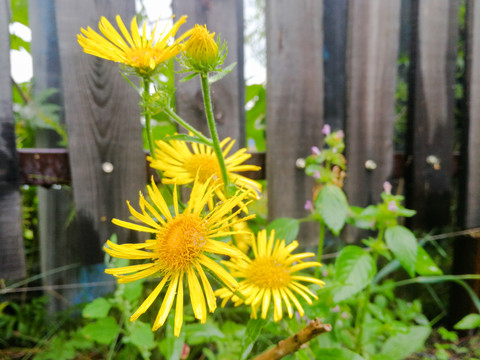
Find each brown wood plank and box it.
[405,0,459,229]
[266,0,323,245]
[0,0,26,279]
[450,0,480,325]
[55,0,146,265]
[172,0,245,145]
[344,0,401,216]
[29,0,76,311]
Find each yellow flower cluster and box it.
[78,13,324,338]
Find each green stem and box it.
[163,107,213,146]
[355,252,378,355]
[315,221,326,278]
[200,73,230,196]
[143,77,156,159]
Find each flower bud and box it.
[184,24,219,72]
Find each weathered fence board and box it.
[451,0,480,323]
[29,0,73,310]
[0,0,25,280]
[172,0,245,145]
[344,0,401,217]
[406,0,459,229]
[266,0,323,244]
[55,0,146,270]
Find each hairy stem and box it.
[200,73,230,196]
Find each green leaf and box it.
[454,313,480,330]
[240,318,267,360]
[334,246,377,302]
[315,184,348,235]
[385,226,418,277]
[312,348,365,360]
[180,73,198,82]
[266,217,300,244]
[80,316,119,345]
[124,321,156,359]
[208,62,237,84]
[82,297,112,319]
[375,325,430,360]
[415,246,443,276]
[164,134,212,146]
[158,315,186,360]
[185,322,225,345]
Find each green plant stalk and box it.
[200,73,230,195]
[143,77,156,159]
[163,107,213,145]
[315,221,326,278]
[355,252,378,355]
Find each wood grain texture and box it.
[464,0,480,230]
[55,0,146,264]
[0,0,26,279]
[450,0,480,324]
[266,0,323,245]
[30,0,76,310]
[406,0,459,229]
[344,0,401,212]
[172,0,245,145]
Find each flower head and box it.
[77,15,192,75]
[184,25,219,68]
[148,136,262,208]
[179,24,226,74]
[216,230,325,322]
[104,177,254,336]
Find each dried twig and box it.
[252,318,332,360]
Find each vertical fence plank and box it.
[450,0,480,323]
[55,0,145,300]
[29,0,73,310]
[0,0,26,279]
[344,0,401,223]
[172,0,245,144]
[406,0,459,229]
[323,0,348,131]
[266,0,323,244]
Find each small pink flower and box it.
[311,146,321,156]
[313,170,321,179]
[388,201,398,212]
[383,181,392,195]
[332,305,340,313]
[322,124,331,135]
[335,130,345,139]
[304,200,313,211]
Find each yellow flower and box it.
[104,177,254,336]
[216,230,325,322]
[77,15,192,75]
[184,24,219,70]
[231,219,254,253]
[148,136,262,207]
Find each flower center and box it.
[155,214,208,272]
[247,258,291,289]
[127,47,163,70]
[184,154,222,183]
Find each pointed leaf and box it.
[415,246,443,276]
[241,318,267,360]
[454,313,480,330]
[334,246,376,302]
[315,184,348,235]
[266,217,300,244]
[385,226,417,277]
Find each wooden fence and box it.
[1,0,480,315]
